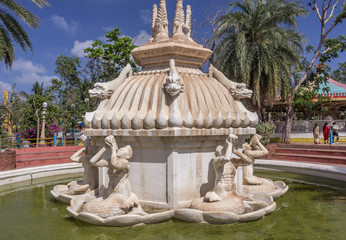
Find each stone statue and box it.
[190,134,253,214]
[67,135,98,194]
[51,135,98,202]
[204,134,252,202]
[242,134,269,185]
[73,135,143,218]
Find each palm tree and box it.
[31,81,44,95]
[0,0,49,68]
[210,0,307,120]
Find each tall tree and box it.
[31,81,44,96]
[49,55,83,136]
[210,0,307,120]
[0,0,49,68]
[331,61,346,83]
[282,0,346,143]
[84,28,137,82]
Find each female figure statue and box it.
[67,135,98,194]
[79,135,141,218]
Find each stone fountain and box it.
[51,0,288,226]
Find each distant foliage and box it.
[256,122,276,146]
[20,124,60,139]
[0,129,13,149]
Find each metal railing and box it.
[0,133,82,149]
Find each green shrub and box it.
[0,129,13,150]
[255,122,276,146]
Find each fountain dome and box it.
[84,0,258,137]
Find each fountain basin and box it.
[0,169,345,239]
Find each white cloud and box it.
[133,30,151,46]
[12,58,46,74]
[97,35,107,42]
[140,9,152,23]
[51,15,78,34]
[14,73,53,85]
[102,26,113,32]
[10,58,55,85]
[0,81,12,93]
[71,40,94,57]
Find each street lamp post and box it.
[39,102,48,146]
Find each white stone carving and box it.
[59,0,289,227]
[184,5,192,40]
[173,0,185,36]
[152,0,169,42]
[151,4,158,40]
[89,63,132,100]
[242,134,289,197]
[209,64,253,100]
[190,134,276,216]
[51,135,98,203]
[69,136,145,218]
[163,59,184,97]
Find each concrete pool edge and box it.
[0,163,83,192]
[255,160,346,182]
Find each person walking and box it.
[322,122,329,144]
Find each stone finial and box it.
[184,5,192,39]
[163,59,184,97]
[173,0,185,36]
[152,4,158,38]
[153,0,169,41]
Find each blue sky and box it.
[0,0,345,99]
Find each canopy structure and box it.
[267,78,346,120]
[315,78,346,101]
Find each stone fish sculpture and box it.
[69,136,145,218]
[51,135,98,203]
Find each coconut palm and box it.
[0,0,49,68]
[31,81,44,95]
[210,0,307,120]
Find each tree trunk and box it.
[282,100,294,144]
[35,109,40,147]
[260,107,267,122]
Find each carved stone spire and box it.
[173,0,185,37]
[153,0,169,42]
[185,5,192,41]
[152,4,158,39]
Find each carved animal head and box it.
[89,82,114,100]
[164,75,184,97]
[230,83,253,99]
